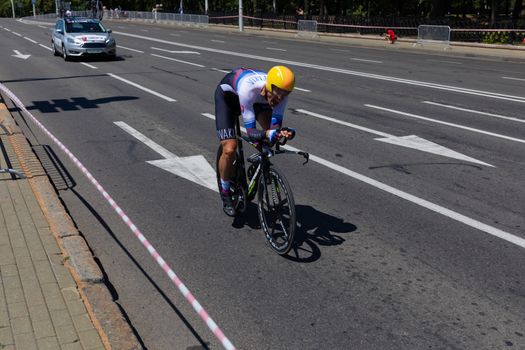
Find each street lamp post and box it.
[239,0,243,32]
[10,0,15,18]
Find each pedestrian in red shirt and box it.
[386,29,397,44]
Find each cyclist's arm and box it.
[239,93,267,141]
[269,95,288,129]
[270,96,296,141]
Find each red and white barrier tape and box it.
[0,83,236,350]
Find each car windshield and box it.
[65,21,106,33]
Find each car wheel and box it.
[62,45,69,61]
[52,41,59,56]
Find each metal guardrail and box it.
[28,11,208,28]
[416,24,451,47]
[106,10,209,27]
[297,20,318,38]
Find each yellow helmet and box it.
[265,66,295,93]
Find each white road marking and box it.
[118,45,144,53]
[427,59,463,65]
[365,104,525,144]
[211,68,230,73]
[38,25,47,29]
[502,76,525,82]
[4,28,12,32]
[24,37,37,43]
[288,145,525,249]
[151,53,205,67]
[294,87,311,92]
[201,113,216,121]
[295,109,391,137]
[330,48,350,52]
[211,39,225,43]
[114,121,217,191]
[151,47,200,54]
[350,58,383,64]
[12,31,22,36]
[295,109,492,166]
[115,121,175,158]
[266,47,287,51]
[107,73,176,102]
[39,44,53,51]
[376,135,492,166]
[81,62,98,69]
[423,101,525,124]
[11,50,30,59]
[114,31,525,104]
[200,112,525,249]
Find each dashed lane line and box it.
[81,62,98,69]
[366,104,525,145]
[422,101,525,124]
[106,73,176,102]
[150,53,206,68]
[118,45,144,53]
[39,44,52,51]
[24,37,37,44]
[502,76,525,82]
[350,58,383,64]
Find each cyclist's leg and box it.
[218,139,237,182]
[215,85,240,216]
[215,86,239,184]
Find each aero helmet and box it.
[266,66,295,92]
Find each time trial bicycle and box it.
[215,120,309,255]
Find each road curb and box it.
[0,98,143,350]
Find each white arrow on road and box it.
[294,109,493,167]
[12,50,31,59]
[114,121,218,192]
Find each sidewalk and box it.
[0,98,140,349]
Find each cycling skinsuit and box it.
[215,68,288,141]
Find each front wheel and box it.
[257,166,296,255]
[52,41,59,56]
[62,45,69,61]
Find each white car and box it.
[52,17,116,61]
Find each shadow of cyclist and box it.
[231,202,260,229]
[286,205,357,263]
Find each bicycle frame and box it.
[234,118,309,202]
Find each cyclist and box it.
[215,65,296,216]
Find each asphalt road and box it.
[1,18,524,350]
